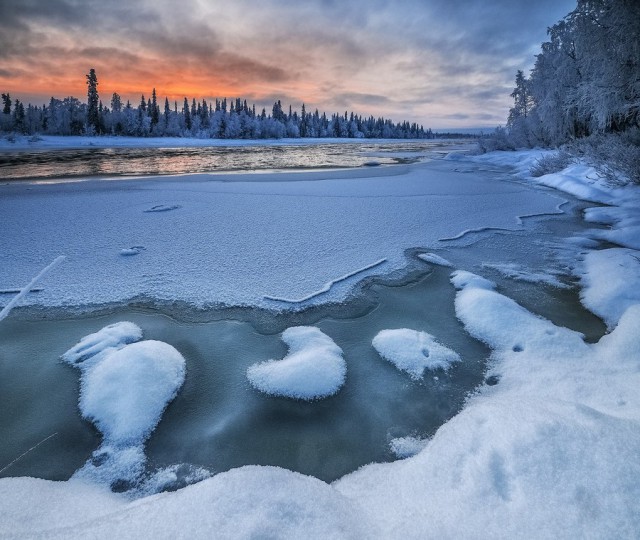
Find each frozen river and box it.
[0,140,613,497]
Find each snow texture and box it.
[0,255,65,322]
[417,252,453,267]
[372,329,460,379]
[580,248,640,329]
[264,258,387,304]
[389,436,429,459]
[0,157,563,311]
[61,322,186,489]
[246,326,346,400]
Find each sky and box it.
[0,0,576,129]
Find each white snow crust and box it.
[372,329,460,379]
[0,157,563,311]
[247,326,346,400]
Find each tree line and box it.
[1,69,433,140]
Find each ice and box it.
[0,156,563,311]
[2,148,640,536]
[417,252,453,267]
[580,248,640,329]
[482,262,568,288]
[120,246,145,256]
[246,326,346,400]
[264,258,387,304]
[372,329,460,379]
[0,255,65,323]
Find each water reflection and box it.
[0,141,461,181]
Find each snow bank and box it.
[584,204,640,250]
[580,248,640,329]
[247,326,346,400]
[372,329,460,379]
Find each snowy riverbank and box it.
[1,149,639,538]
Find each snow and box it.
[2,147,640,537]
[0,255,65,322]
[372,329,461,379]
[0,157,564,311]
[246,326,346,400]
[417,252,453,267]
[580,248,640,329]
[264,258,387,304]
[389,436,429,458]
[61,323,186,489]
[62,321,143,366]
[78,340,186,444]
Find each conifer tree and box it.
[86,68,100,133]
[150,88,159,126]
[1,93,11,115]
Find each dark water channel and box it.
[0,140,458,181]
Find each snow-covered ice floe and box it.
[372,329,460,379]
[0,157,565,311]
[61,322,186,490]
[246,326,346,400]
[389,436,430,459]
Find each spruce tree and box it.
[1,93,11,115]
[86,68,100,133]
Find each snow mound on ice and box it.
[119,246,145,256]
[79,340,186,445]
[62,323,186,491]
[247,326,346,400]
[62,322,143,366]
[372,329,460,379]
[418,252,453,267]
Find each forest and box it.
[0,73,432,140]
[499,0,640,183]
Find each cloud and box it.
[0,0,577,127]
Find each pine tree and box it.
[150,88,159,126]
[86,68,100,133]
[1,93,11,115]
[183,97,191,130]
